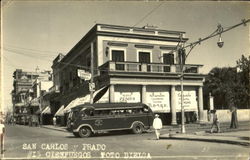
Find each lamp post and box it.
[178,19,249,134]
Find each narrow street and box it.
[2,124,249,160]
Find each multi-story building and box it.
[51,24,206,125]
[12,69,52,124]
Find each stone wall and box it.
[204,109,250,123]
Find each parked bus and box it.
[67,103,154,138]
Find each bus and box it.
[67,103,154,138]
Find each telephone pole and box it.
[179,19,249,134]
[90,42,94,104]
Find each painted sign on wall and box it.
[175,87,197,111]
[146,86,170,112]
[114,85,141,103]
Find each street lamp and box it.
[178,19,249,134]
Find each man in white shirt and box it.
[153,114,163,140]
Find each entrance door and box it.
[139,52,151,71]
[163,53,174,72]
[112,50,125,70]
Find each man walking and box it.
[210,110,220,133]
[153,114,163,140]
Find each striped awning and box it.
[41,106,51,115]
[63,86,109,113]
[55,105,65,116]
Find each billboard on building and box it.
[175,87,198,111]
[146,86,170,113]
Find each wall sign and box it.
[115,92,140,103]
[175,88,197,111]
[146,86,170,112]
[114,85,141,103]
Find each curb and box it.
[160,133,250,146]
[41,126,68,132]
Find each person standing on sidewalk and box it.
[0,119,5,156]
[153,114,163,140]
[53,116,57,126]
[210,110,220,133]
[230,106,238,129]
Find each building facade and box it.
[12,69,52,124]
[51,24,206,125]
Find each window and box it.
[162,53,174,72]
[138,51,151,71]
[112,50,125,70]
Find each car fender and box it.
[130,121,144,129]
[73,124,95,133]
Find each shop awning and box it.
[41,106,51,115]
[30,98,39,106]
[15,102,25,107]
[35,109,41,114]
[63,86,109,113]
[54,105,65,116]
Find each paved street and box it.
[2,124,249,160]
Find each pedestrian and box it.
[230,106,238,129]
[153,114,163,140]
[53,116,57,126]
[210,110,220,133]
[0,120,5,155]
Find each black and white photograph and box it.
[1,1,250,160]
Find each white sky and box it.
[2,1,250,112]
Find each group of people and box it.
[152,106,238,140]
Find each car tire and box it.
[132,123,144,134]
[79,127,92,138]
[73,132,80,137]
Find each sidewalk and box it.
[160,121,250,146]
[41,125,68,132]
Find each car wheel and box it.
[79,127,92,138]
[73,132,80,137]
[132,123,144,134]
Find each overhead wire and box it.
[5,43,59,54]
[133,2,164,27]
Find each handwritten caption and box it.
[22,143,151,159]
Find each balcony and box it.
[99,61,203,76]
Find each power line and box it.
[4,48,54,60]
[133,2,164,27]
[5,43,60,54]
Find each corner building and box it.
[53,24,206,125]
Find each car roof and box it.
[71,103,148,111]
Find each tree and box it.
[236,55,250,108]
[204,67,236,109]
[204,55,249,109]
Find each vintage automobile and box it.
[67,103,154,138]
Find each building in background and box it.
[11,69,52,124]
[50,24,206,125]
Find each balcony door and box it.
[163,53,174,72]
[112,50,125,70]
[139,51,151,71]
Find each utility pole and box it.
[89,42,94,104]
[178,19,249,134]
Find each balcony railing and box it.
[99,61,202,75]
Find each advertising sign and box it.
[175,88,198,111]
[146,86,170,112]
[77,69,91,80]
[114,86,141,103]
[115,92,140,103]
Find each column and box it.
[198,86,205,123]
[141,85,146,104]
[171,85,177,125]
[109,84,115,103]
